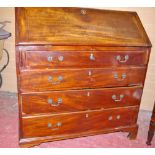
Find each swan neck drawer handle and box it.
[48,98,62,106]
[114,73,126,81]
[112,94,124,102]
[48,75,63,84]
[48,123,52,128]
[116,55,129,63]
[48,122,62,129]
[57,122,62,127]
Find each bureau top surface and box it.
[15,7,151,47]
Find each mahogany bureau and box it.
[146,102,155,145]
[15,7,151,147]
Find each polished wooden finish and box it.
[20,125,138,148]
[15,8,151,47]
[22,86,143,114]
[15,7,151,147]
[17,45,149,52]
[22,50,149,69]
[20,67,146,92]
[146,102,155,145]
[22,107,138,138]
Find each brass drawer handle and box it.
[108,115,121,121]
[48,76,53,81]
[47,56,64,62]
[48,98,62,106]
[89,53,95,61]
[116,55,129,63]
[48,75,63,84]
[47,56,53,62]
[48,122,62,129]
[58,75,63,81]
[57,122,62,127]
[112,94,124,102]
[48,123,52,128]
[114,73,126,81]
[58,55,64,62]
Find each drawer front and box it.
[20,67,146,92]
[23,50,149,69]
[22,107,138,138]
[22,87,143,114]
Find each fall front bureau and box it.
[15,7,151,147]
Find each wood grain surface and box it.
[19,67,146,92]
[21,106,139,138]
[15,7,151,147]
[21,86,143,114]
[15,8,151,47]
[22,50,149,69]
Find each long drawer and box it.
[21,106,138,138]
[21,86,143,115]
[23,50,149,69]
[20,67,146,92]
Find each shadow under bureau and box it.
[15,7,152,147]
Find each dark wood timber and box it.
[15,7,151,147]
[146,102,155,145]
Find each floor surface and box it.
[0,92,155,148]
